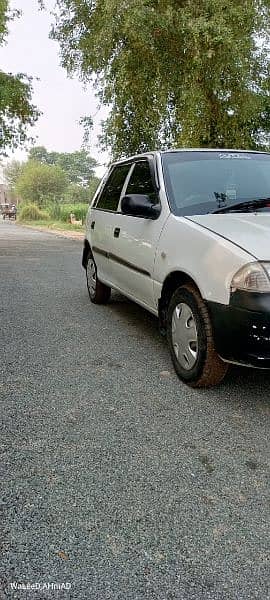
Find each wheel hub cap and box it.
[171,303,198,370]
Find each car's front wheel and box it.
[86,254,111,304]
[167,284,228,388]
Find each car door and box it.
[90,162,132,285]
[110,158,170,312]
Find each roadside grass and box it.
[18,219,84,232]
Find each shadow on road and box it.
[108,291,270,404]
[109,291,160,336]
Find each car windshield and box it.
[162,151,270,216]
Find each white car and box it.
[83,149,270,388]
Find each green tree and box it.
[4,159,24,189]
[4,158,24,201]
[0,2,40,154]
[16,161,68,207]
[27,145,49,164]
[50,0,270,157]
[28,146,97,186]
[56,150,97,186]
[64,182,90,203]
[88,175,101,201]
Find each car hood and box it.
[187,213,270,260]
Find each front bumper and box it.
[207,291,270,368]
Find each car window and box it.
[95,163,131,212]
[125,161,158,204]
[162,151,270,216]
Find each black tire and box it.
[167,283,228,388]
[86,253,111,304]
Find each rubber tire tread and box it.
[167,283,228,388]
[86,253,111,305]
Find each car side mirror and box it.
[121,194,161,219]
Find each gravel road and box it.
[1,221,269,600]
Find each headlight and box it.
[231,262,270,293]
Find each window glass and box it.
[126,161,158,204]
[96,164,131,211]
[162,151,270,216]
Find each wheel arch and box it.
[158,271,203,332]
[82,238,92,269]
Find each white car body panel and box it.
[188,213,270,261]
[153,214,254,306]
[107,209,170,310]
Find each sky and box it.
[0,0,109,176]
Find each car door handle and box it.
[114,227,120,238]
[91,220,95,230]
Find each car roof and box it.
[162,148,270,154]
[112,148,270,165]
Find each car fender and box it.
[153,214,255,306]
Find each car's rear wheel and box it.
[167,283,228,388]
[86,254,111,304]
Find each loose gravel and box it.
[0,222,269,600]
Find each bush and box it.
[47,202,62,220]
[46,203,88,223]
[61,203,88,223]
[19,201,88,225]
[18,203,49,222]
[59,204,75,222]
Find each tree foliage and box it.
[88,175,101,200]
[0,1,40,154]
[5,147,100,206]
[0,0,9,43]
[50,0,270,157]
[28,146,97,186]
[16,161,68,206]
[4,159,24,190]
[64,182,90,203]
[63,176,100,203]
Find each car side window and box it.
[95,164,131,212]
[125,161,158,204]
